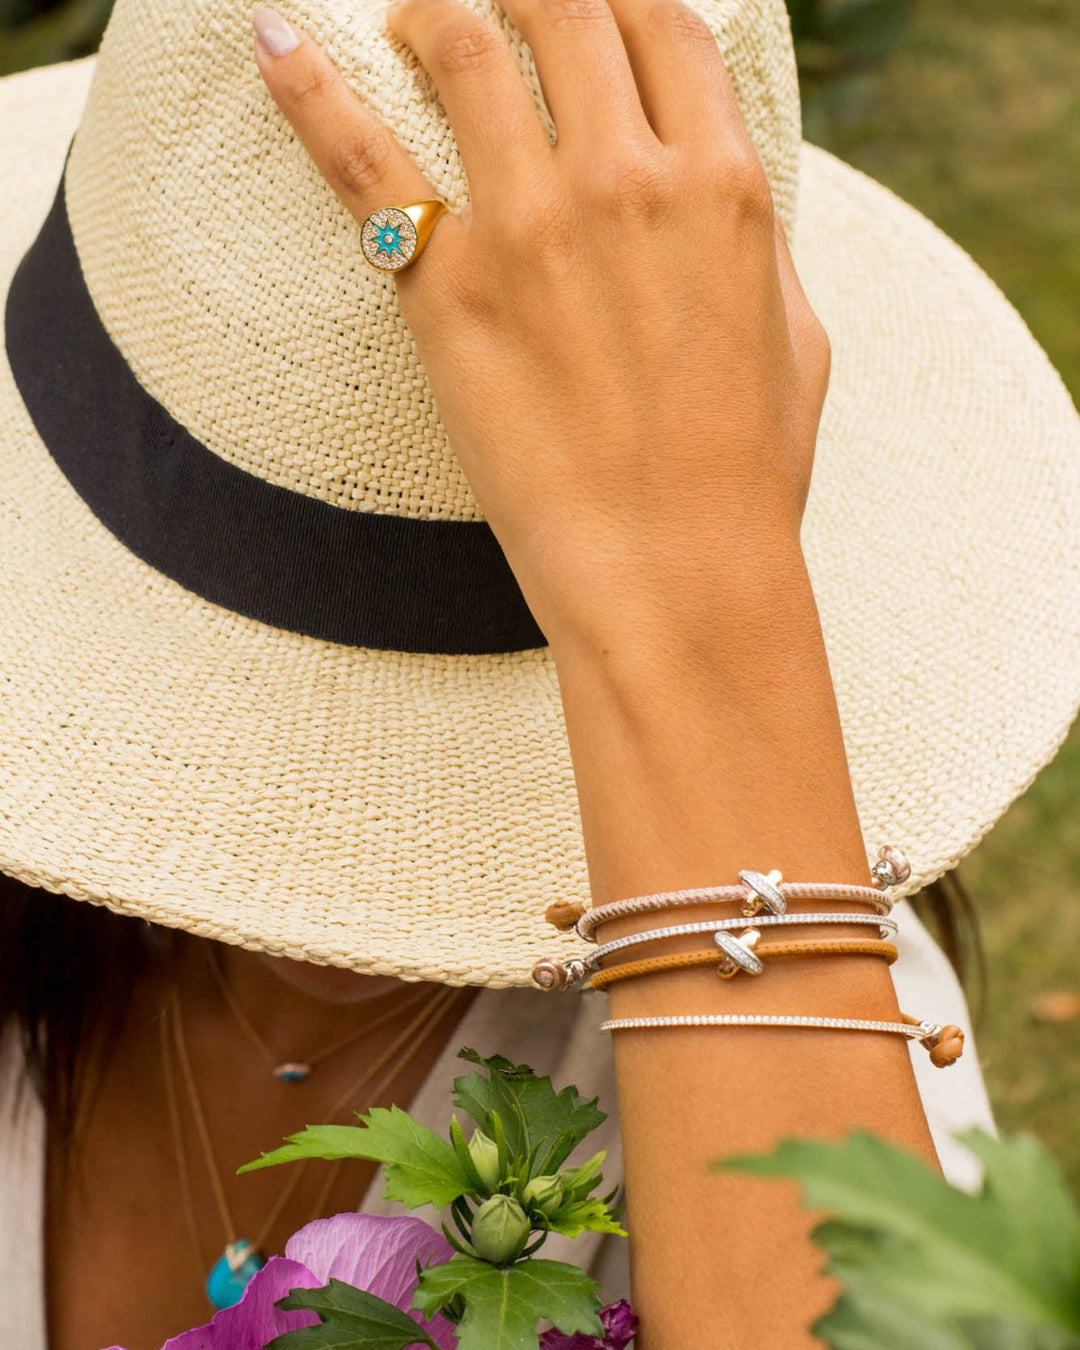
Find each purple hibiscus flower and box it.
[539,1298,638,1350]
[102,1212,456,1350]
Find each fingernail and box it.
[253,7,300,56]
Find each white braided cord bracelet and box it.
[575,879,892,941]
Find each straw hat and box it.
[2,0,1078,988]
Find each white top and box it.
[0,901,996,1349]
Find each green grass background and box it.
[2,0,1078,1184]
[805,0,1080,1189]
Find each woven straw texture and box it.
[1,0,1079,987]
[64,0,799,516]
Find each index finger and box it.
[252,8,449,238]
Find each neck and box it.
[170,932,449,1064]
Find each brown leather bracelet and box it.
[586,938,899,991]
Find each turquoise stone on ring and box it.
[206,1239,265,1309]
[360,207,419,271]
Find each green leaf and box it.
[414,1255,603,1350]
[810,1222,1080,1350]
[534,1126,590,1180]
[815,1281,975,1349]
[819,1268,1080,1350]
[448,1115,487,1195]
[441,1220,479,1260]
[240,1108,469,1210]
[239,1125,377,1172]
[558,1150,606,1201]
[717,1129,1080,1338]
[955,1319,1080,1350]
[452,1049,605,1175]
[267,1280,439,1350]
[961,1131,1080,1292]
[489,1108,512,1179]
[542,1196,628,1240]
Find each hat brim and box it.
[2,55,1079,986]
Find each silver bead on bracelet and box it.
[870,844,912,889]
[738,868,787,915]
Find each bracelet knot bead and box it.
[545,900,588,932]
[928,1025,965,1067]
[530,956,587,990]
[871,844,912,889]
[530,957,570,991]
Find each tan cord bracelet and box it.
[586,937,899,991]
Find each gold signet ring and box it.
[360,200,449,273]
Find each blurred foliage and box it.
[720,1128,1080,1349]
[1,0,915,94]
[0,0,113,76]
[811,0,1080,397]
[787,0,914,137]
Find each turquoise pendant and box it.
[206,1239,265,1310]
[273,1061,312,1082]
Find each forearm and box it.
[548,549,939,1349]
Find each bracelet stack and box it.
[530,845,965,1069]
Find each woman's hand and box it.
[252,0,830,653]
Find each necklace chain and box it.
[202,944,426,1078]
[160,974,463,1284]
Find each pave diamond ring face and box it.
[360,200,448,273]
[361,208,418,271]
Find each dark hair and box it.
[1,867,986,1148]
[0,871,167,1149]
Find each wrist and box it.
[544,543,870,910]
[545,543,824,705]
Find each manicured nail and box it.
[253,7,300,56]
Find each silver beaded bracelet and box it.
[600,1010,932,1049]
[601,1013,932,1037]
[599,1013,965,1067]
[580,911,898,977]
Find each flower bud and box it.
[522,1174,565,1215]
[467,1129,501,1193]
[470,1194,531,1265]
